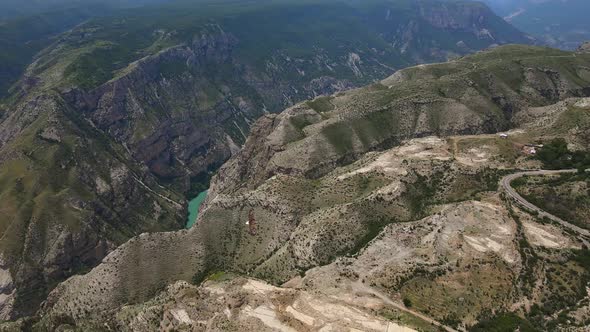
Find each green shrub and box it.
[537,138,590,170]
[306,96,334,113]
[403,297,412,308]
[470,313,536,332]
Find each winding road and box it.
[501,169,590,242]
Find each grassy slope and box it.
[320,46,590,157]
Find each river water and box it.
[186,190,208,228]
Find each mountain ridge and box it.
[0,0,535,321]
[26,44,590,331]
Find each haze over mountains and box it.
[0,0,173,19]
[0,0,589,331]
[482,0,590,49]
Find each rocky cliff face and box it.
[0,92,185,319]
[419,1,503,31]
[4,0,532,198]
[60,30,257,195]
[378,0,533,61]
[31,45,590,330]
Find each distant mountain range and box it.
[482,0,590,50]
[0,0,171,19]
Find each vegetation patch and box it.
[306,96,334,113]
[399,261,514,327]
[470,313,536,332]
[537,138,590,171]
[513,172,590,229]
[379,307,439,332]
[525,249,590,330]
[506,199,590,330]
[322,122,354,154]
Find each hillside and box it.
[0,0,535,321]
[0,92,185,319]
[514,172,590,231]
[28,45,590,331]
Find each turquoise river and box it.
[186,190,208,228]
